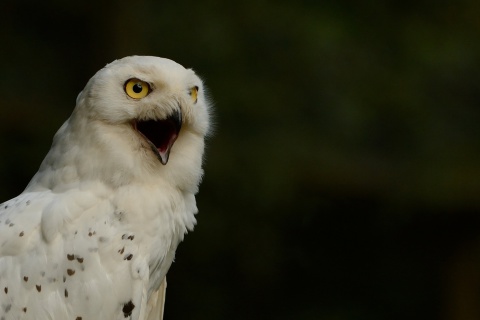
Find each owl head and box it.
[76,56,211,165]
[29,56,212,191]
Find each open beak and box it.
[133,110,182,165]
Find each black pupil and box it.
[133,83,143,93]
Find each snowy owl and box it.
[0,56,211,319]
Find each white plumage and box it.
[0,56,211,319]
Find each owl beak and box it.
[134,110,182,165]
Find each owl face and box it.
[76,56,210,165]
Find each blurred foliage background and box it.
[1,1,480,319]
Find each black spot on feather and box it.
[122,300,135,318]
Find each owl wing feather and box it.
[147,278,167,320]
[0,189,149,319]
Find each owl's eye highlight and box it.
[125,79,150,99]
[190,86,198,103]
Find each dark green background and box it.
[1,1,480,319]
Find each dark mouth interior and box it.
[136,119,177,152]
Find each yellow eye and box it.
[190,86,198,103]
[125,79,150,99]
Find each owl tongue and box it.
[135,111,182,165]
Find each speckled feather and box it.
[0,56,211,320]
